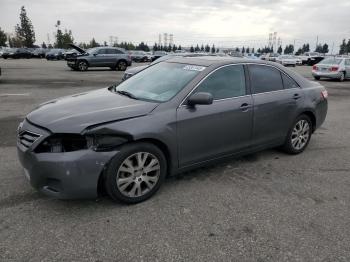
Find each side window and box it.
[97,49,107,54]
[282,73,299,89]
[106,49,116,54]
[249,65,283,94]
[194,65,246,100]
[115,49,124,54]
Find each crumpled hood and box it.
[27,88,159,133]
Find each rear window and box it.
[320,58,342,65]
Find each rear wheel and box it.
[282,115,312,154]
[117,60,127,71]
[104,142,167,204]
[314,76,321,80]
[78,60,88,71]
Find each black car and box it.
[2,48,32,59]
[46,49,65,60]
[151,51,167,62]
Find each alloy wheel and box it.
[291,120,310,150]
[118,61,127,71]
[116,152,161,198]
[78,61,88,71]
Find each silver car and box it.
[312,57,350,81]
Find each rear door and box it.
[177,64,253,167]
[248,64,302,146]
[91,48,108,66]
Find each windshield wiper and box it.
[116,90,138,100]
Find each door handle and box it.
[240,103,250,112]
[293,93,301,100]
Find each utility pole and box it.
[316,35,319,51]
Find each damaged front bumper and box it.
[17,119,118,199]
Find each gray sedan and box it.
[17,57,328,203]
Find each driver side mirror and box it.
[187,92,213,106]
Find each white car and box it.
[276,55,297,67]
[312,57,350,82]
[293,56,302,65]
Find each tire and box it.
[282,114,312,154]
[117,60,127,71]
[77,60,88,71]
[339,72,345,82]
[104,142,167,204]
[314,76,321,80]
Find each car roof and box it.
[166,56,313,87]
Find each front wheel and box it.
[282,115,312,154]
[339,72,345,82]
[104,142,167,204]
[314,76,321,80]
[77,61,88,71]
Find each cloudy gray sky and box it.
[1,0,349,51]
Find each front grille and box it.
[18,130,41,148]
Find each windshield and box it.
[150,54,174,65]
[320,58,342,65]
[115,62,205,102]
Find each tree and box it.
[284,44,294,54]
[200,44,204,52]
[315,44,323,53]
[242,46,245,53]
[257,48,261,53]
[195,44,200,52]
[246,47,250,53]
[15,6,35,47]
[178,45,182,50]
[0,27,7,46]
[41,42,47,48]
[322,43,329,54]
[295,48,303,55]
[153,43,158,51]
[89,38,99,48]
[172,44,177,52]
[251,48,255,53]
[205,44,210,53]
[55,29,74,49]
[347,39,350,54]
[277,45,283,54]
[211,44,215,53]
[190,46,194,53]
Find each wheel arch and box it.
[299,111,316,132]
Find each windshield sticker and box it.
[183,65,206,71]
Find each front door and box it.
[177,65,253,167]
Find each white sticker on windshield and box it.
[183,65,206,71]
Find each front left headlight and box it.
[35,134,92,153]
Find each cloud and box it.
[0,0,349,50]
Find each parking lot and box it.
[1,59,350,261]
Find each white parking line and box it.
[0,93,30,97]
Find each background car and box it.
[67,44,132,71]
[64,49,80,60]
[293,55,302,65]
[2,48,32,59]
[46,49,65,60]
[299,52,324,66]
[266,53,280,62]
[32,48,48,58]
[312,57,350,81]
[130,50,150,62]
[276,55,297,67]
[151,51,167,62]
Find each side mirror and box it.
[187,92,213,106]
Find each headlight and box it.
[35,134,92,153]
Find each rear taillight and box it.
[321,90,328,99]
[312,65,317,70]
[330,66,339,71]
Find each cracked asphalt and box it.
[0,59,350,261]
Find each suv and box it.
[2,48,32,59]
[67,44,132,71]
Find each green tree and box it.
[41,42,47,48]
[0,27,7,46]
[55,29,74,48]
[89,38,99,48]
[172,44,177,52]
[15,6,35,47]
[242,46,245,53]
[246,47,250,53]
[190,46,194,52]
[200,44,204,52]
[205,44,210,52]
[211,44,215,53]
[322,43,329,54]
[178,45,182,50]
[347,39,350,54]
[195,44,200,52]
[277,45,282,54]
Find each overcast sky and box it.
[1,0,349,51]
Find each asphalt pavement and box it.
[0,59,350,261]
